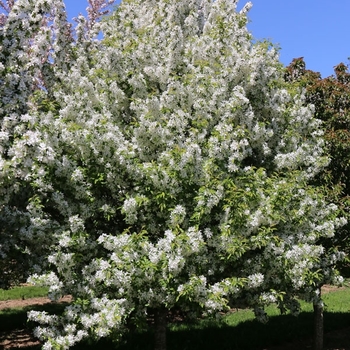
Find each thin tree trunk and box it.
[313,288,324,350]
[154,307,167,350]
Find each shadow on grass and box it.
[73,311,350,350]
[0,303,68,332]
[169,311,350,350]
[1,307,349,350]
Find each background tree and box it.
[285,58,350,271]
[0,0,70,287]
[285,57,350,350]
[0,0,115,288]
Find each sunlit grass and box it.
[0,285,48,301]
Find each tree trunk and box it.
[154,307,167,350]
[313,288,324,350]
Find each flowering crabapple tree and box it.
[0,0,115,288]
[285,58,350,350]
[1,0,345,349]
[285,58,350,267]
[0,0,70,287]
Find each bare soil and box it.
[0,295,72,311]
[0,329,41,349]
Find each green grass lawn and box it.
[0,285,48,301]
[1,286,349,350]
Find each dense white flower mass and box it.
[1,0,346,348]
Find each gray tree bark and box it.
[313,288,324,350]
[154,307,167,350]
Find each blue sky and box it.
[64,0,349,78]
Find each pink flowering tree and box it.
[1,0,345,349]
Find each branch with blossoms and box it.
[0,0,14,13]
[72,0,117,41]
[86,0,116,29]
[0,0,14,26]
